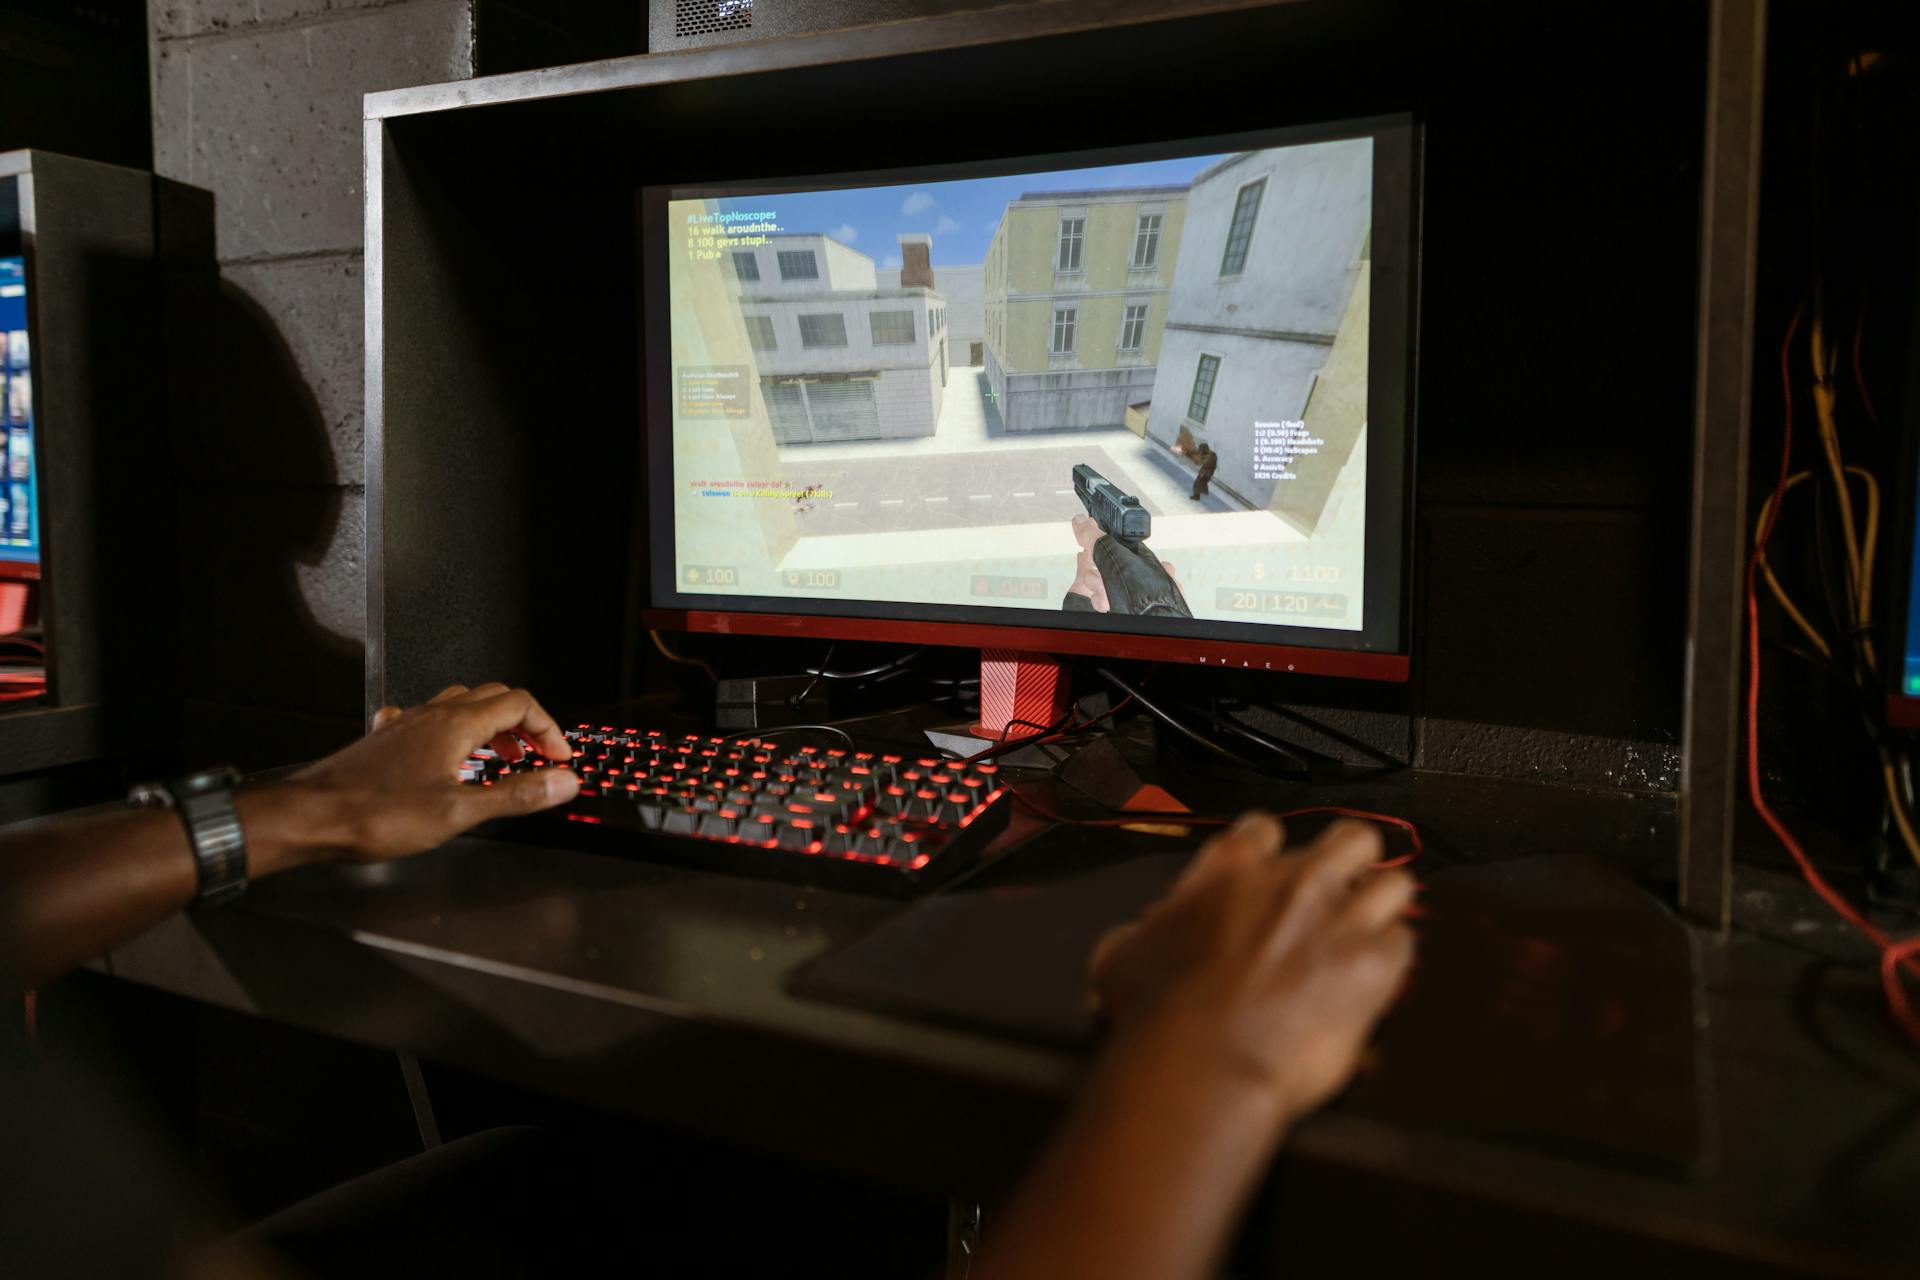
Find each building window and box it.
[1219,179,1265,276]
[744,315,776,350]
[1057,217,1085,272]
[799,312,848,348]
[1188,354,1221,423]
[1051,306,1077,355]
[870,310,915,345]
[1118,303,1149,352]
[1132,214,1162,269]
[778,249,820,281]
[732,251,761,282]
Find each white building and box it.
[1147,141,1372,521]
[886,264,984,367]
[732,232,947,444]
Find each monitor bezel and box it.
[640,115,1420,681]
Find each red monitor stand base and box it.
[918,649,1073,762]
[970,648,1072,742]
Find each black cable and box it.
[1095,667,1307,778]
[1003,716,1072,739]
[1198,696,1325,773]
[944,709,1075,767]
[726,723,856,750]
[805,649,925,680]
[789,643,836,709]
[1233,699,1409,771]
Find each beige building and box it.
[983,184,1188,431]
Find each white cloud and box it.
[934,214,961,236]
[901,191,936,216]
[883,254,902,270]
[829,223,859,244]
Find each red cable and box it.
[1273,806,1422,868]
[1887,938,1920,1035]
[1851,308,1880,427]
[1749,297,1920,1049]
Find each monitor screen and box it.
[1899,449,1920,712]
[645,120,1415,675]
[0,256,37,573]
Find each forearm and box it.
[975,1025,1289,1280]
[0,781,347,990]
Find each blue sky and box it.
[714,154,1231,270]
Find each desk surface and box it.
[104,768,1920,1277]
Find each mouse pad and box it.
[797,843,1192,1046]
[792,832,1702,1172]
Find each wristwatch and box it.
[130,766,248,905]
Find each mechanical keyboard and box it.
[459,724,1015,894]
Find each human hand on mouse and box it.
[1089,812,1416,1135]
[971,813,1416,1280]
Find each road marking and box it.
[1053,488,1073,495]
[969,494,993,501]
[833,502,859,509]
[925,496,948,503]
[879,498,904,506]
[1011,491,1035,498]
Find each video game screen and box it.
[0,257,38,569]
[651,127,1402,650]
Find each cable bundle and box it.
[1750,297,1920,1049]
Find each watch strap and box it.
[133,767,248,904]
[181,781,248,904]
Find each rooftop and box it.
[759,231,869,259]
[1191,152,1254,185]
[1013,183,1191,203]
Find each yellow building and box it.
[983,184,1188,431]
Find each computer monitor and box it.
[642,117,1417,680]
[1891,397,1920,731]
[0,255,38,582]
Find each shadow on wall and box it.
[171,278,364,769]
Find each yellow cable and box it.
[1755,472,1832,659]
[1881,753,1920,873]
[1810,312,1877,672]
[1856,464,1880,623]
[649,629,718,682]
[1754,465,1879,663]
[1799,302,1913,872]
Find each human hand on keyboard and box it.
[289,682,579,863]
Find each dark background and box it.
[0,2,149,169]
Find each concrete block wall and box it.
[148,0,473,758]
